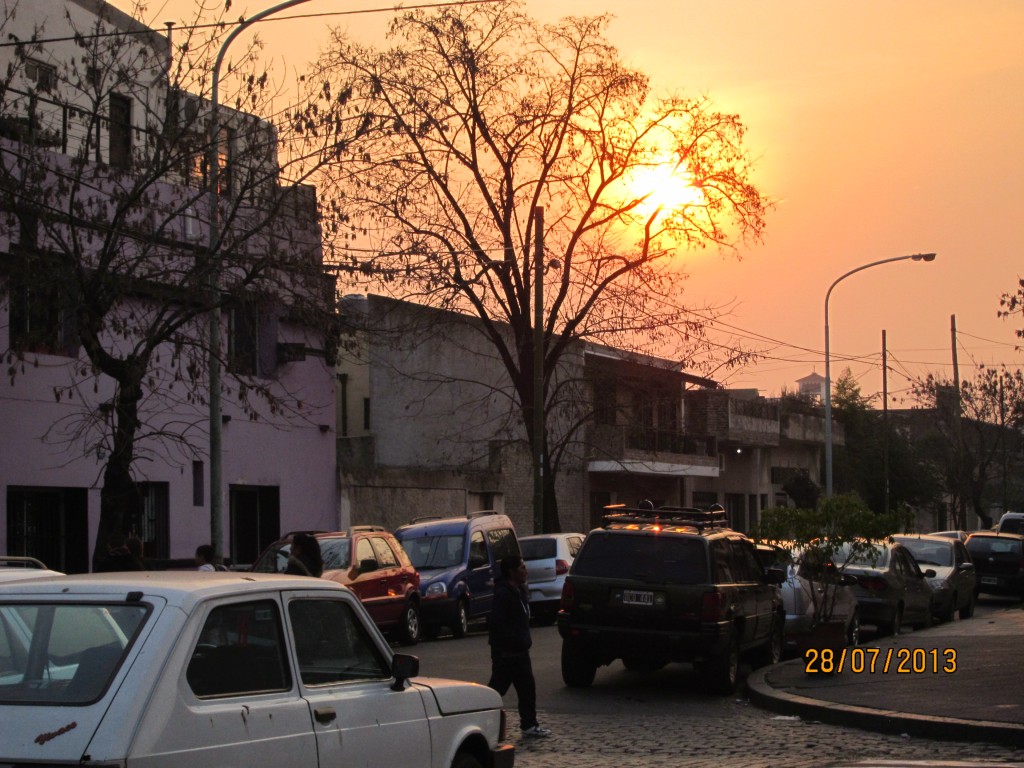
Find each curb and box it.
[745,664,1024,748]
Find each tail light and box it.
[857,575,888,592]
[555,559,570,576]
[560,580,575,611]
[700,590,725,622]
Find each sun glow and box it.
[626,158,705,218]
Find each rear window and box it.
[572,534,708,584]
[252,536,351,573]
[520,539,556,561]
[967,537,1023,558]
[998,517,1024,535]
[0,602,147,705]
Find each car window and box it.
[710,540,735,583]
[186,600,290,698]
[356,538,377,569]
[998,517,1024,534]
[574,533,707,584]
[370,537,399,568]
[521,539,556,561]
[568,536,583,557]
[487,528,520,562]
[400,534,465,569]
[899,540,951,567]
[469,532,487,566]
[320,537,352,570]
[968,537,1023,557]
[288,598,390,686]
[0,602,146,705]
[732,541,764,582]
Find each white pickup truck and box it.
[0,571,514,768]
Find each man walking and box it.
[488,555,551,738]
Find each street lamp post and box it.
[823,252,936,497]
[206,0,316,562]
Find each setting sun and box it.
[626,157,706,218]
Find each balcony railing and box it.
[624,426,717,457]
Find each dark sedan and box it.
[966,532,1024,599]
[838,540,935,636]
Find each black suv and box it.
[557,506,785,694]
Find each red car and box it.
[251,527,422,645]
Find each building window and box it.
[7,272,77,356]
[230,485,281,567]
[228,302,259,375]
[593,378,616,425]
[362,397,371,431]
[108,94,132,168]
[218,127,235,198]
[137,482,169,559]
[26,59,56,92]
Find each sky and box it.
[128,0,1024,404]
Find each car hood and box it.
[418,566,461,587]
[412,677,503,715]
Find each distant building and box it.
[796,372,828,401]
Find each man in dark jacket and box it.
[487,555,551,738]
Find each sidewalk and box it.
[746,605,1024,747]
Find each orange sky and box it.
[130,0,1024,403]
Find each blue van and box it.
[395,512,520,637]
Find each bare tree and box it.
[913,367,1024,528]
[296,1,770,530]
[0,0,343,568]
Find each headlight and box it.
[425,581,447,598]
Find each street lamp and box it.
[823,252,936,496]
[206,0,318,562]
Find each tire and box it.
[702,635,739,695]
[846,611,860,647]
[450,751,484,768]
[451,600,470,639]
[750,618,783,669]
[561,641,596,688]
[959,593,975,620]
[397,600,420,646]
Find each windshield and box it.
[898,539,951,567]
[252,537,350,573]
[836,542,889,568]
[400,534,465,569]
[0,603,147,705]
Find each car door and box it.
[896,548,932,624]
[733,539,776,644]
[369,535,406,626]
[465,530,493,619]
[287,593,430,767]
[349,537,388,624]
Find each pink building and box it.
[0,0,337,571]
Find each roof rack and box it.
[602,505,730,531]
[0,555,48,569]
[350,525,386,533]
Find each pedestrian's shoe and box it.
[522,725,552,738]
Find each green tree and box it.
[297,1,771,531]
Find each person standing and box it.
[487,555,551,738]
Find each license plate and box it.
[980,576,998,585]
[622,590,654,606]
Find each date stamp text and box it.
[804,647,957,675]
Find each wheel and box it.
[561,641,596,688]
[940,594,957,624]
[846,611,860,647]
[450,750,484,768]
[397,600,420,646]
[702,635,739,695]
[451,600,470,638]
[959,593,975,620]
[750,617,783,669]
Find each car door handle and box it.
[314,707,337,724]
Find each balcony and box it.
[587,424,719,477]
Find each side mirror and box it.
[391,653,419,691]
[839,574,858,587]
[922,568,936,578]
[764,566,786,585]
[359,558,378,573]
[959,562,975,572]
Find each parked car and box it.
[251,528,422,645]
[995,512,1024,535]
[966,531,1024,599]
[518,532,585,625]
[928,530,970,543]
[558,506,784,694]
[0,572,514,768]
[755,543,860,655]
[838,540,935,636]
[0,556,63,582]
[395,512,520,638]
[894,534,976,622]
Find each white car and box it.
[0,555,63,583]
[0,571,514,768]
[519,532,584,624]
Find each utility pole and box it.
[951,314,965,529]
[882,329,889,515]
[532,206,545,535]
